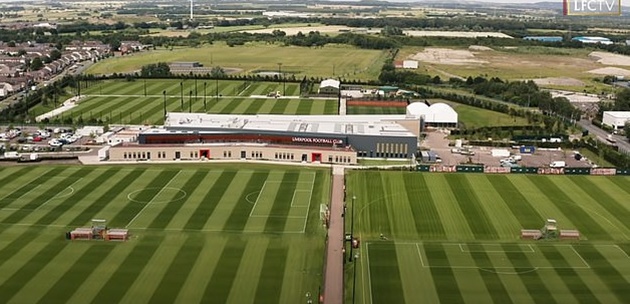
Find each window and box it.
[142,152,146,159]
[147,152,151,159]
[123,152,127,159]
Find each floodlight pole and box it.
[143,79,147,96]
[277,62,282,85]
[162,90,166,118]
[180,81,183,111]
[352,252,358,304]
[195,78,198,100]
[189,90,192,113]
[215,78,219,104]
[349,195,356,262]
[203,82,207,112]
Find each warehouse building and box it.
[603,111,630,129]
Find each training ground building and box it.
[108,111,432,164]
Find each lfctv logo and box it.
[563,0,622,15]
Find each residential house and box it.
[0,83,14,97]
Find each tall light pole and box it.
[215,78,219,104]
[195,78,198,100]
[349,195,356,262]
[143,79,147,96]
[189,90,192,113]
[352,251,358,304]
[276,62,285,96]
[162,90,167,118]
[203,82,207,112]
[180,81,183,111]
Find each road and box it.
[578,119,630,153]
[323,166,345,304]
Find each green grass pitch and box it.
[0,165,329,303]
[346,171,630,303]
[33,79,339,124]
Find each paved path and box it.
[323,165,346,304]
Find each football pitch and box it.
[36,79,338,124]
[346,171,630,303]
[0,165,329,303]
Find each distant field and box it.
[34,79,339,124]
[0,165,328,303]
[399,46,612,93]
[85,43,387,81]
[346,171,630,303]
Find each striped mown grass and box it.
[41,79,338,124]
[347,171,630,303]
[0,165,328,303]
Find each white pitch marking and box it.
[570,245,591,269]
[125,171,182,228]
[35,178,83,211]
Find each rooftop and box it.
[159,112,417,137]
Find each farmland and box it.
[398,46,615,93]
[33,79,339,124]
[85,43,388,80]
[0,164,329,303]
[346,171,630,303]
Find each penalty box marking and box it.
[364,242,591,270]
[454,243,535,253]
[249,175,315,217]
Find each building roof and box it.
[320,79,340,89]
[572,36,613,45]
[603,111,630,118]
[406,102,458,123]
[161,112,417,137]
[523,36,563,41]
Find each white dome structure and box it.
[406,102,429,116]
[406,101,458,127]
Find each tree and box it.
[625,122,630,141]
[140,62,171,77]
[210,66,226,78]
[30,57,44,70]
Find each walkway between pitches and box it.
[323,165,345,304]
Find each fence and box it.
[417,165,627,176]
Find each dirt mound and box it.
[410,48,488,65]
[531,77,585,86]
[587,67,630,77]
[589,51,630,66]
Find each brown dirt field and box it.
[347,100,408,107]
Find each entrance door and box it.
[312,153,322,162]
[175,151,181,159]
[241,151,246,159]
[200,150,210,158]
[302,154,308,162]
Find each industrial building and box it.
[571,36,613,45]
[603,111,630,129]
[108,102,458,164]
[523,36,563,43]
